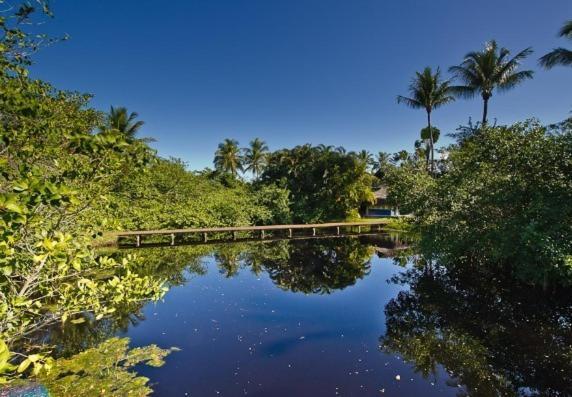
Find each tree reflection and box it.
[43,235,404,360]
[211,237,382,294]
[38,246,208,358]
[380,261,572,396]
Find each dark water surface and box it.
[122,235,461,397]
[86,234,572,396]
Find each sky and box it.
[31,0,572,170]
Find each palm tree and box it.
[449,41,534,125]
[355,150,374,169]
[397,67,454,173]
[373,151,391,179]
[540,20,572,69]
[420,126,440,169]
[103,106,145,138]
[214,139,243,176]
[243,138,269,178]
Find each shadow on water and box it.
[37,232,572,396]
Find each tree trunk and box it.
[427,111,434,174]
[482,96,489,125]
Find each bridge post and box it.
[288,228,292,238]
[357,226,361,233]
[312,227,316,236]
[170,233,175,246]
[203,232,208,242]
[261,230,265,239]
[336,226,340,235]
[233,231,237,240]
[136,235,141,247]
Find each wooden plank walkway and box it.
[114,220,390,247]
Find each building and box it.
[364,186,399,217]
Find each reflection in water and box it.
[39,233,572,396]
[381,260,572,396]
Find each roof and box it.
[373,186,388,200]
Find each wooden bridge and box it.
[114,220,390,247]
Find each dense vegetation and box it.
[386,122,572,286]
[0,2,375,389]
[1,1,571,394]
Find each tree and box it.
[373,151,393,182]
[102,106,145,139]
[260,145,375,222]
[243,138,269,178]
[397,67,454,174]
[540,20,572,69]
[355,150,374,170]
[449,41,534,125]
[419,126,440,169]
[214,139,243,176]
[389,121,572,286]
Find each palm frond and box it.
[448,65,478,85]
[396,95,423,109]
[449,85,478,99]
[539,48,572,68]
[498,70,534,92]
[558,20,572,38]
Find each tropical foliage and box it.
[36,337,177,397]
[243,138,269,178]
[449,40,534,124]
[101,106,145,139]
[214,139,243,176]
[258,145,375,222]
[397,67,454,173]
[386,121,572,286]
[540,20,572,69]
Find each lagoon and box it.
[52,234,572,396]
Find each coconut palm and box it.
[449,41,534,125]
[355,150,374,169]
[540,20,572,69]
[419,126,440,169]
[214,139,243,176]
[373,151,391,179]
[103,106,145,138]
[243,138,269,178]
[397,67,454,174]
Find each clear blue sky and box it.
[32,0,572,170]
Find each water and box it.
[57,234,572,396]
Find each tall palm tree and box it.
[540,20,572,69]
[397,67,454,173]
[103,106,145,138]
[449,41,534,125]
[214,139,243,176]
[243,138,269,178]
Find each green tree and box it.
[102,106,145,139]
[355,150,374,170]
[449,41,534,125]
[373,152,391,180]
[214,139,243,176]
[397,67,454,174]
[540,20,572,69]
[387,121,572,286]
[419,126,440,169]
[243,138,269,178]
[260,145,375,222]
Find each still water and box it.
[89,234,571,396]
